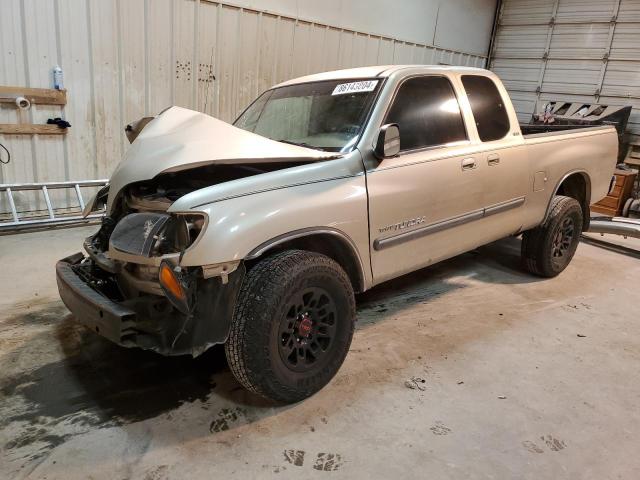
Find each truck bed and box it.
[520,123,615,138]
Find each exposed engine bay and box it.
[56,105,344,357]
[67,161,311,355]
[92,161,309,254]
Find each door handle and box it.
[461,157,476,170]
[487,153,500,166]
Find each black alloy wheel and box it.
[278,287,337,372]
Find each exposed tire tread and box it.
[225,249,355,403]
[521,195,583,278]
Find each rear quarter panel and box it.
[520,127,618,230]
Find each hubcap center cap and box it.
[297,314,313,338]
[554,232,563,246]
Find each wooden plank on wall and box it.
[0,124,68,135]
[0,86,67,105]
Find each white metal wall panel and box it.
[434,0,498,55]
[541,59,603,95]
[492,58,543,92]
[228,0,497,56]
[196,1,219,115]
[492,25,549,58]
[89,0,121,180]
[273,16,295,83]
[548,24,610,58]
[148,0,174,114]
[619,0,640,20]
[509,91,539,123]
[602,60,640,96]
[0,0,32,214]
[498,0,556,24]
[0,0,490,213]
[237,9,260,113]
[119,0,146,154]
[491,0,640,141]
[174,0,197,109]
[555,0,619,22]
[59,0,96,185]
[610,23,640,60]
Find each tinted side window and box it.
[461,75,510,142]
[385,76,467,151]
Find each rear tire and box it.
[521,195,583,278]
[225,250,356,403]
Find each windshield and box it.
[234,78,382,152]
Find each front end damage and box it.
[57,177,245,356]
[57,252,244,356]
[56,106,343,356]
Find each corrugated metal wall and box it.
[0,0,489,208]
[490,0,640,142]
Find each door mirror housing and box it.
[374,123,400,159]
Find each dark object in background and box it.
[591,169,637,217]
[125,117,154,144]
[0,142,9,164]
[529,101,632,137]
[47,117,71,129]
[526,101,632,162]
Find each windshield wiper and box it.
[276,139,329,151]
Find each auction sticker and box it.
[332,80,378,95]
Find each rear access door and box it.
[366,73,527,284]
[458,74,528,236]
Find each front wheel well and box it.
[554,172,591,231]
[245,232,366,293]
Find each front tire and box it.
[521,195,583,277]
[225,250,356,403]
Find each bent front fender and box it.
[173,174,372,289]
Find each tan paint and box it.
[533,171,547,192]
[108,66,618,291]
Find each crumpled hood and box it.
[107,106,339,211]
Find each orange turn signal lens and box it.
[159,262,186,301]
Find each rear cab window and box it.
[461,75,510,142]
[384,76,467,152]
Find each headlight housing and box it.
[109,212,206,258]
[153,213,206,255]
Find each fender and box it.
[543,169,592,229]
[172,172,373,290]
[246,226,368,291]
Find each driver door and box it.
[366,75,487,283]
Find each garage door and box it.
[490,0,640,142]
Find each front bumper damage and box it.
[56,252,244,356]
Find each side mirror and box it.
[374,123,400,159]
[125,116,154,144]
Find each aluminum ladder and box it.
[0,179,107,233]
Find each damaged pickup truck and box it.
[57,66,617,403]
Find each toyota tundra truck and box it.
[56,66,618,403]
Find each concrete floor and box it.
[1,226,639,480]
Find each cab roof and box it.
[273,65,488,88]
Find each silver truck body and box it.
[57,65,617,356]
